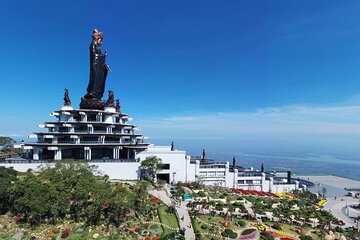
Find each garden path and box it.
[147,187,172,206]
[176,201,196,240]
[244,200,255,217]
[324,196,359,228]
[147,186,196,239]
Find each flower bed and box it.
[240,229,257,239]
[317,199,327,206]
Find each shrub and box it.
[222,228,238,239]
[273,223,282,230]
[238,220,246,227]
[299,236,313,240]
[260,231,275,240]
[242,229,256,235]
[201,224,209,229]
[197,191,207,197]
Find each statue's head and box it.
[92,29,103,45]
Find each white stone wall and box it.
[136,145,188,183]
[185,158,197,182]
[271,183,295,193]
[0,161,140,180]
[96,162,140,180]
[0,163,49,172]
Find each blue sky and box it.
[2,1,360,158]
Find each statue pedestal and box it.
[104,107,116,113]
[80,98,105,110]
[61,105,74,111]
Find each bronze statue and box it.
[115,99,121,113]
[84,29,110,100]
[64,88,71,106]
[105,90,115,107]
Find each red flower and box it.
[61,231,69,238]
[153,236,159,240]
[150,197,158,203]
[15,215,22,223]
[103,201,110,207]
[145,237,151,240]
[47,232,54,238]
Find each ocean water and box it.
[151,138,360,181]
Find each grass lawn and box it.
[193,214,248,238]
[157,205,179,237]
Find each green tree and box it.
[12,174,53,225]
[108,186,135,227]
[38,159,100,223]
[139,156,163,182]
[0,136,14,146]
[0,166,17,214]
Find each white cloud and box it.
[136,104,360,139]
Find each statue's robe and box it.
[85,40,108,100]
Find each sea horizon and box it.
[9,136,360,181]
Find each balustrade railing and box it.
[57,140,74,144]
[0,158,140,164]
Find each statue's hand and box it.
[106,64,111,72]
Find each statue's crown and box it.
[93,29,103,39]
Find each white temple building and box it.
[0,99,300,193]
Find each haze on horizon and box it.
[1,1,360,161]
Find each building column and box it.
[84,147,92,160]
[269,177,274,192]
[224,162,229,187]
[96,113,102,122]
[233,168,238,189]
[261,172,266,191]
[195,160,200,177]
[54,149,62,160]
[295,180,299,190]
[33,148,39,160]
[87,124,93,133]
[113,147,120,159]
[81,114,87,122]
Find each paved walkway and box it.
[297,175,360,197]
[244,200,255,217]
[147,186,196,239]
[298,175,360,228]
[147,187,172,206]
[176,201,196,240]
[323,197,359,228]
